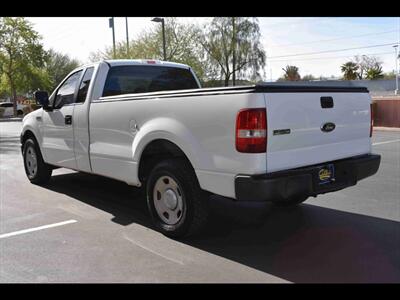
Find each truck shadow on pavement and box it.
[46,171,400,283]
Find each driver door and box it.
[41,70,83,169]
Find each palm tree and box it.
[341,62,359,80]
[282,65,300,81]
[366,66,384,80]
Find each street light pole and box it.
[151,17,166,61]
[396,17,400,95]
[109,17,116,58]
[394,45,399,95]
[125,17,129,57]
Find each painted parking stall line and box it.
[0,219,77,239]
[372,139,400,146]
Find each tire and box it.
[273,195,309,207]
[23,138,52,185]
[146,158,209,238]
[17,110,23,116]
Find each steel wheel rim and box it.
[25,146,38,177]
[153,175,184,225]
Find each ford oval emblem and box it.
[321,122,336,132]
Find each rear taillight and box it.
[236,108,267,153]
[370,103,373,137]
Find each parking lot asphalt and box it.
[0,121,399,283]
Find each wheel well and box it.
[22,130,58,169]
[138,139,194,183]
[22,130,37,145]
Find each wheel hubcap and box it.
[153,176,184,225]
[25,146,37,177]
[164,189,178,210]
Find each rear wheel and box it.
[146,159,209,238]
[23,138,52,184]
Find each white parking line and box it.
[0,219,77,239]
[372,139,400,146]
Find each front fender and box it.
[21,109,45,157]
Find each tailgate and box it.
[264,90,371,173]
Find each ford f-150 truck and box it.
[21,59,381,238]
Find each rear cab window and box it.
[102,65,199,97]
[0,103,13,108]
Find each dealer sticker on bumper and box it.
[317,164,335,185]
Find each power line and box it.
[268,30,398,48]
[269,51,393,63]
[268,42,398,59]
[263,17,341,29]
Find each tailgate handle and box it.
[321,96,334,108]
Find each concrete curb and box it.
[373,126,400,132]
[0,118,23,122]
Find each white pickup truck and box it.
[21,59,381,238]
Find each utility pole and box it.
[151,17,166,61]
[109,17,116,58]
[125,17,129,57]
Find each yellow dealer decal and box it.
[319,168,332,181]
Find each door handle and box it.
[65,115,72,125]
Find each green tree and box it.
[90,18,210,82]
[0,73,9,99]
[15,65,51,95]
[301,74,316,81]
[341,61,359,80]
[0,17,47,116]
[383,71,396,79]
[44,49,80,92]
[353,55,383,79]
[282,65,301,81]
[366,65,384,80]
[198,17,266,86]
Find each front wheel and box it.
[146,159,209,238]
[23,138,52,184]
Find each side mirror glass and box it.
[34,91,51,110]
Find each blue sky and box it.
[260,17,399,79]
[27,17,400,81]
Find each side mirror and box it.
[34,91,51,111]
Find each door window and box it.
[54,70,83,108]
[77,67,94,103]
